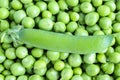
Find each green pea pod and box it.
[15,29,113,54]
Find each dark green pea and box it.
[2,70,11,76]
[79,13,85,25]
[116,0,120,10]
[116,13,120,22]
[114,64,120,76]
[115,46,120,53]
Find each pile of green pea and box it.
[0,0,120,80]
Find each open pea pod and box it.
[14,29,113,54]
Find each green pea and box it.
[16,46,28,59]
[2,35,13,43]
[35,17,41,25]
[66,0,79,7]
[29,75,42,80]
[116,34,120,45]
[104,1,116,11]
[58,0,68,11]
[0,0,9,8]
[22,55,35,68]
[0,20,9,31]
[36,1,47,11]
[92,0,102,7]
[0,50,6,63]
[83,53,96,64]
[60,52,69,60]
[5,75,16,80]
[114,64,120,76]
[99,17,112,30]
[0,64,4,73]
[86,64,100,76]
[0,74,4,80]
[73,67,82,75]
[17,75,28,80]
[42,10,52,18]
[85,12,99,26]
[108,52,120,63]
[48,1,59,15]
[0,8,9,19]
[96,74,111,80]
[22,17,35,28]
[34,59,46,70]
[57,12,70,24]
[2,70,11,76]
[31,48,43,58]
[97,53,106,63]
[80,0,91,2]
[26,5,40,18]
[79,13,85,25]
[13,10,26,23]
[73,5,80,12]
[47,50,60,61]
[71,75,83,80]
[5,48,16,59]
[69,12,79,21]
[24,2,34,9]
[115,46,120,53]
[75,28,88,36]
[10,63,25,76]
[46,68,59,80]
[113,23,120,33]
[116,0,120,10]
[54,22,66,33]
[68,54,82,67]
[101,63,114,74]
[66,21,78,33]
[39,55,50,64]
[11,0,23,10]
[54,60,65,71]
[116,13,120,22]
[97,5,110,16]
[20,0,32,4]
[108,12,116,21]
[80,2,93,13]
[81,73,91,80]
[86,24,100,34]
[3,59,14,69]
[103,27,112,35]
[34,67,47,76]
[9,9,15,20]
[38,18,53,31]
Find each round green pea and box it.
[60,52,69,60]
[17,75,28,80]
[13,10,26,23]
[97,53,106,63]
[114,64,120,76]
[71,75,83,80]
[0,52,6,63]
[26,5,40,18]
[46,50,60,61]
[96,74,111,80]
[75,28,88,36]
[5,75,16,80]
[38,18,53,31]
[103,28,112,35]
[0,8,9,19]
[0,0,9,8]
[66,22,78,33]
[86,64,100,76]
[0,20,9,31]
[34,67,47,76]
[31,48,43,58]
[48,1,59,15]
[57,12,70,24]
[39,55,50,64]
[42,10,52,18]
[10,63,25,76]
[58,0,68,11]
[116,0,120,10]
[80,0,91,3]
[73,5,80,12]
[3,59,14,69]
[36,1,47,11]
[29,75,42,80]
[34,59,46,70]
[68,54,82,67]
[113,23,120,33]
[5,48,16,59]
[104,1,116,11]
[69,12,79,21]
[73,67,82,75]
[54,22,66,33]
[66,0,79,7]
[22,17,35,28]
[16,46,28,59]
[11,0,23,10]
[54,60,65,71]
[80,2,93,13]
[79,13,85,25]
[92,0,102,7]
[2,70,11,76]
[20,0,32,4]
[97,5,110,16]
[85,12,99,26]
[108,12,115,21]
[108,52,120,63]
[115,46,120,53]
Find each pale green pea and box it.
[2,35,13,43]
[83,53,96,64]
[0,20,9,31]
[60,52,69,60]
[0,74,4,80]
[69,12,79,21]
[73,67,82,75]
[101,63,114,74]
[103,28,112,35]
[34,59,46,70]
[48,1,59,15]
[75,28,88,36]
[0,8,9,19]
[39,55,50,64]
[5,75,16,80]
[104,1,116,11]
[0,64,4,73]
[108,12,116,21]
[31,48,43,58]
[96,74,111,80]
[22,55,35,68]
[92,0,102,7]
[66,21,78,33]
[5,48,16,59]
[54,22,66,33]
[11,0,23,10]
[42,10,52,18]
[29,75,42,80]
[34,67,47,76]
[108,52,120,63]
[58,0,68,11]
[73,5,80,12]
[81,73,91,80]
[20,0,32,4]
[13,10,26,23]
[0,0,9,8]
[115,46,120,53]
[36,1,47,11]
[54,60,65,71]
[71,75,83,80]
[97,53,106,63]
[66,0,79,7]
[113,23,120,32]
[46,68,59,80]
[17,75,28,80]
[93,30,104,35]
[0,50,6,63]
[3,59,14,69]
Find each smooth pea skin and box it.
[96,74,111,80]
[26,5,40,18]
[20,0,32,4]
[42,10,52,18]
[71,75,83,80]
[0,8,9,19]
[0,74,4,80]
[17,75,28,80]
[54,22,66,33]
[35,1,47,11]
[0,48,6,63]
[66,0,79,7]
[38,18,53,31]
[69,12,79,21]
[114,64,120,76]
[60,52,69,60]
[85,12,99,26]
[3,59,14,70]
[29,75,42,80]
[0,20,9,31]
[0,0,9,8]
[48,1,59,15]
[18,29,113,54]
[10,63,25,76]
[104,1,116,11]
[92,0,102,7]
[67,21,78,33]
[5,75,16,80]
[54,60,65,71]
[58,0,68,11]
[11,0,23,10]
[0,64,4,73]
[112,23,120,33]
[108,52,120,63]
[81,73,91,80]
[5,48,16,59]
[31,48,43,58]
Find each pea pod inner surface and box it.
[18,29,113,54]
